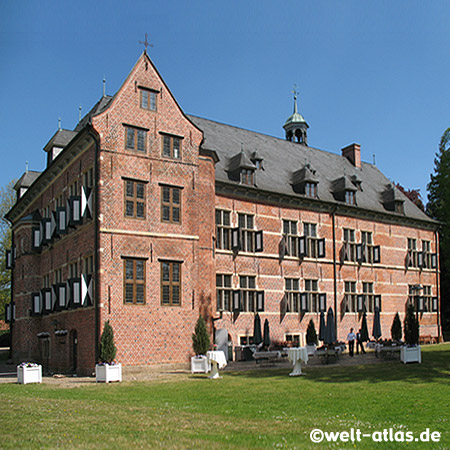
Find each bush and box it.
[391,312,402,341]
[192,316,210,356]
[306,319,318,345]
[99,321,117,364]
[404,304,419,346]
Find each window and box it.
[69,262,78,279]
[422,240,431,269]
[124,258,146,304]
[304,223,318,258]
[125,180,146,219]
[140,88,157,111]
[363,282,374,312]
[343,228,356,262]
[69,180,79,197]
[361,231,373,263]
[162,134,181,159]
[161,261,181,306]
[283,220,298,257]
[285,278,300,313]
[161,186,181,223]
[407,238,418,267]
[216,274,232,311]
[43,274,50,289]
[344,281,357,312]
[216,210,232,250]
[241,169,254,185]
[422,285,432,312]
[83,168,94,189]
[408,285,416,307]
[54,268,62,284]
[305,182,317,198]
[239,275,257,312]
[83,255,94,275]
[238,213,255,252]
[305,279,319,312]
[285,334,300,346]
[345,190,356,205]
[240,336,253,346]
[125,126,147,153]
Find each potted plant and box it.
[96,321,122,382]
[17,362,42,384]
[306,319,318,355]
[391,312,402,343]
[191,316,211,373]
[400,304,421,364]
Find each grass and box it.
[0,344,449,449]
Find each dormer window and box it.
[382,184,405,214]
[241,169,254,185]
[345,190,356,205]
[292,165,318,197]
[331,176,356,205]
[228,149,256,185]
[305,182,317,198]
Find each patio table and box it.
[207,350,227,379]
[286,347,308,376]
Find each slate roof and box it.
[43,129,77,153]
[14,170,41,191]
[187,115,434,224]
[75,95,114,132]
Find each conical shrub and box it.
[99,320,117,364]
[192,316,210,356]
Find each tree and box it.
[99,320,117,364]
[427,128,450,337]
[192,316,210,355]
[395,183,425,211]
[404,304,419,346]
[0,180,16,321]
[391,312,402,342]
[306,319,318,345]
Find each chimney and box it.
[341,143,361,168]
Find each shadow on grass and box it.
[224,345,450,385]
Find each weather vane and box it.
[139,33,153,52]
[292,84,299,100]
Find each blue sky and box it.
[1,1,450,205]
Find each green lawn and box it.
[0,344,449,449]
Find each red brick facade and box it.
[6,52,440,374]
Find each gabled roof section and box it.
[187,114,435,226]
[14,170,41,191]
[44,129,77,152]
[228,150,257,173]
[332,175,357,193]
[75,95,114,132]
[292,165,318,186]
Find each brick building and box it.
[4,52,441,374]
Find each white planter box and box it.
[306,344,317,356]
[191,355,210,373]
[95,363,122,382]
[17,365,42,384]
[400,346,422,364]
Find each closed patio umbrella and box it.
[372,307,382,340]
[253,313,262,345]
[319,311,326,342]
[263,319,271,349]
[324,307,336,345]
[360,312,369,342]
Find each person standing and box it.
[347,328,356,357]
[356,328,366,355]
